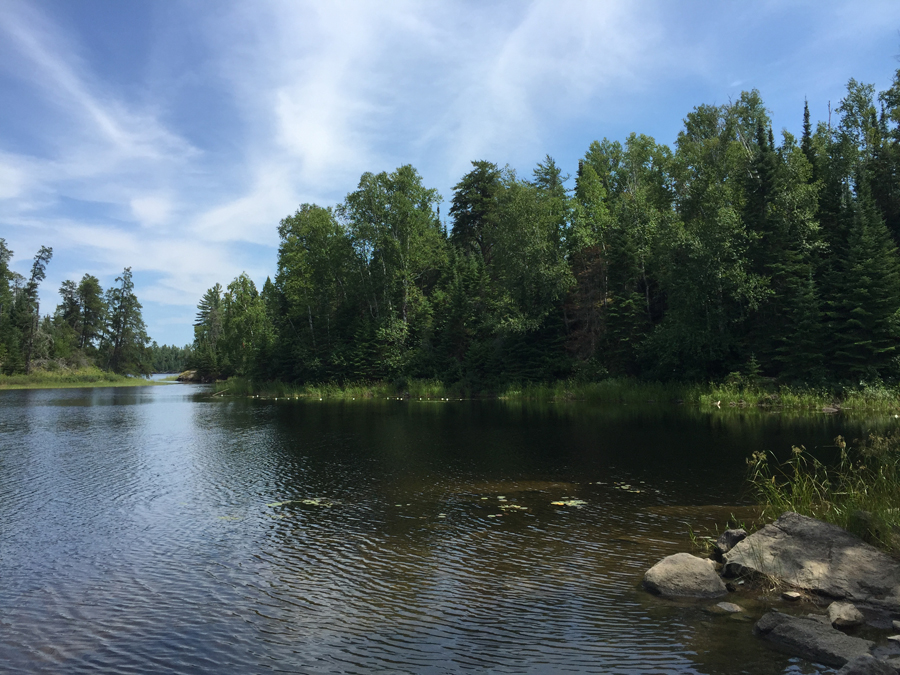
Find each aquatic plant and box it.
[747,435,900,552]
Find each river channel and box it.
[1,383,893,673]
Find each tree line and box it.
[190,72,900,389]
[0,245,187,375]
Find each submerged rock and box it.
[829,601,865,628]
[723,512,900,611]
[753,611,875,667]
[643,552,728,598]
[715,601,744,613]
[836,654,899,675]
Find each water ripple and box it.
[0,388,845,674]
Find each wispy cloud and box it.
[1,0,899,346]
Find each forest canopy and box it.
[189,71,900,388]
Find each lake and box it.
[0,384,889,673]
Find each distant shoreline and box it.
[0,368,174,390]
[209,376,900,413]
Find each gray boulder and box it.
[643,552,728,598]
[714,528,747,557]
[829,601,865,628]
[836,654,898,675]
[754,611,875,667]
[723,512,900,611]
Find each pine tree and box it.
[101,267,150,374]
[801,99,814,166]
[827,185,900,381]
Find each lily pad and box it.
[267,497,334,508]
[551,499,587,507]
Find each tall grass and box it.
[212,375,900,411]
[0,366,147,389]
[747,435,900,552]
[213,377,471,400]
[700,381,900,412]
[498,378,696,404]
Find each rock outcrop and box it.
[753,611,875,667]
[643,552,728,598]
[836,654,899,675]
[723,512,900,611]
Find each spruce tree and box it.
[827,184,900,381]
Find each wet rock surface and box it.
[836,654,899,675]
[723,512,900,611]
[646,512,900,672]
[753,611,875,667]
[643,552,728,598]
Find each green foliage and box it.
[191,70,900,393]
[100,267,150,375]
[0,243,156,381]
[148,342,191,373]
[747,436,900,551]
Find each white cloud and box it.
[0,1,195,165]
[0,158,28,200]
[2,0,899,347]
[131,195,173,227]
[191,166,294,246]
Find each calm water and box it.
[0,384,890,674]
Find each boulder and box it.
[836,654,898,675]
[754,611,875,667]
[723,512,900,611]
[714,528,747,557]
[643,552,728,598]
[829,601,865,628]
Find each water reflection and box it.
[0,387,883,673]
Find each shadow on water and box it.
[0,387,890,673]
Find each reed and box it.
[747,435,900,552]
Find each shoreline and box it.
[0,369,174,390]
[209,376,900,413]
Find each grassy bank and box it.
[0,367,160,390]
[213,377,468,400]
[212,376,900,411]
[747,435,900,553]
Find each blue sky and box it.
[2,0,899,347]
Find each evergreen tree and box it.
[801,99,814,166]
[76,274,105,351]
[827,185,900,381]
[0,239,15,373]
[101,267,149,374]
[449,161,503,264]
[191,283,223,377]
[15,246,53,374]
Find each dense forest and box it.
[188,72,900,389]
[0,245,189,376]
